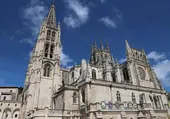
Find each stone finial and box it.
[106,40,110,52]
[100,40,104,50]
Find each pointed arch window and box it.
[51,31,56,42]
[81,89,85,103]
[72,72,74,78]
[116,91,121,101]
[73,92,77,104]
[92,69,96,80]
[50,44,54,58]
[112,72,116,82]
[44,43,49,57]
[132,93,136,103]
[123,68,130,84]
[46,30,51,40]
[43,63,51,77]
[3,96,6,100]
[80,69,82,75]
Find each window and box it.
[153,95,158,108]
[80,69,82,75]
[123,68,130,83]
[72,72,74,78]
[46,30,51,40]
[92,69,96,80]
[81,89,85,103]
[116,91,121,101]
[112,72,116,82]
[6,114,8,118]
[73,92,77,103]
[44,43,49,57]
[51,31,56,42]
[50,44,54,58]
[3,96,6,100]
[132,93,136,103]
[15,114,18,118]
[43,63,51,77]
[10,90,12,93]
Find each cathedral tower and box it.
[21,2,62,117]
[125,40,161,89]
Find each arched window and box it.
[132,93,136,103]
[73,92,77,104]
[81,89,85,103]
[80,69,82,75]
[46,30,51,40]
[116,91,121,101]
[51,31,56,42]
[43,63,51,77]
[44,43,49,57]
[72,72,74,78]
[153,95,158,108]
[50,44,54,58]
[112,72,116,82]
[123,68,130,84]
[92,69,96,80]
[3,96,6,100]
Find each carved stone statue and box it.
[79,59,87,82]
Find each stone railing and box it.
[48,109,63,116]
[35,109,80,117]
[87,102,153,112]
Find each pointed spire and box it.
[106,40,110,52]
[91,44,94,54]
[115,58,119,65]
[101,40,104,50]
[112,55,115,64]
[125,40,130,50]
[125,40,132,57]
[94,41,97,48]
[46,1,56,28]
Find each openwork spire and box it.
[46,2,56,28]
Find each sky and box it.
[0,0,170,91]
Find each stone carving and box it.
[78,59,88,82]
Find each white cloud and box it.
[9,36,15,41]
[119,58,126,63]
[100,0,106,3]
[60,46,73,67]
[147,51,166,61]
[21,0,48,45]
[113,8,123,21]
[152,60,170,87]
[64,0,89,28]
[146,51,170,88]
[99,8,123,28]
[99,17,117,28]
[20,38,34,46]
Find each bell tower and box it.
[125,40,161,89]
[22,2,62,116]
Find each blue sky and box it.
[0,0,170,91]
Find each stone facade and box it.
[0,2,170,119]
[0,87,23,119]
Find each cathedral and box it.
[0,2,170,119]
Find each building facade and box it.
[0,87,23,119]
[0,2,170,119]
